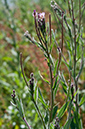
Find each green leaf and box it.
[24,56,30,65]
[73,89,78,98]
[53,59,59,77]
[34,82,38,102]
[63,118,72,129]
[76,58,84,80]
[38,88,48,109]
[52,76,58,90]
[36,41,46,52]
[76,33,80,43]
[0,80,10,87]
[62,59,72,71]
[50,123,54,129]
[61,80,68,95]
[54,81,60,98]
[2,56,12,61]
[44,110,49,124]
[79,119,83,129]
[68,51,72,70]
[73,111,81,129]
[10,101,17,108]
[11,48,17,57]
[57,102,69,119]
[50,29,56,53]
[52,105,58,121]
[68,26,72,39]
[39,71,49,84]
[49,54,54,67]
[15,98,24,118]
[65,41,71,52]
[79,94,85,107]
[70,117,76,129]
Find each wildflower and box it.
[24,31,30,38]
[38,12,46,34]
[38,12,45,20]
[33,10,46,42]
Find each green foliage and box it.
[0,0,85,129]
[57,102,69,119]
[63,118,72,129]
[79,94,85,107]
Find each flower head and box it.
[38,12,45,21]
[32,10,37,17]
[33,10,46,43]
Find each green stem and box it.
[44,14,54,123]
[20,53,29,87]
[49,13,51,44]
[71,1,79,128]
[23,117,31,129]
[32,98,46,129]
[46,44,54,122]
[71,0,77,103]
[79,0,81,33]
[68,0,71,17]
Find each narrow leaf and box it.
[34,83,38,102]
[50,29,55,53]
[52,105,58,121]
[53,59,59,76]
[57,102,68,119]
[44,110,49,124]
[15,98,24,118]
[38,88,48,109]
[52,76,58,90]
[39,71,49,84]
[73,89,78,98]
[79,94,85,107]
[61,80,68,95]
[63,118,72,129]
[62,59,72,71]
[54,81,60,98]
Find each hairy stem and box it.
[47,14,54,122]
[68,0,71,17]
[56,12,64,74]
[79,0,81,32]
[49,13,51,44]
[20,53,29,87]
[61,13,64,52]
[71,0,77,103]
[32,98,46,129]
[23,117,31,129]
[71,1,79,128]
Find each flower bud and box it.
[31,77,34,82]
[30,73,34,78]
[13,90,15,93]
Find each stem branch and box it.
[32,98,46,129]
[23,117,31,129]
[20,53,29,87]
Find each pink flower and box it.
[38,12,45,21]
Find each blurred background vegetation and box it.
[0,0,85,129]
